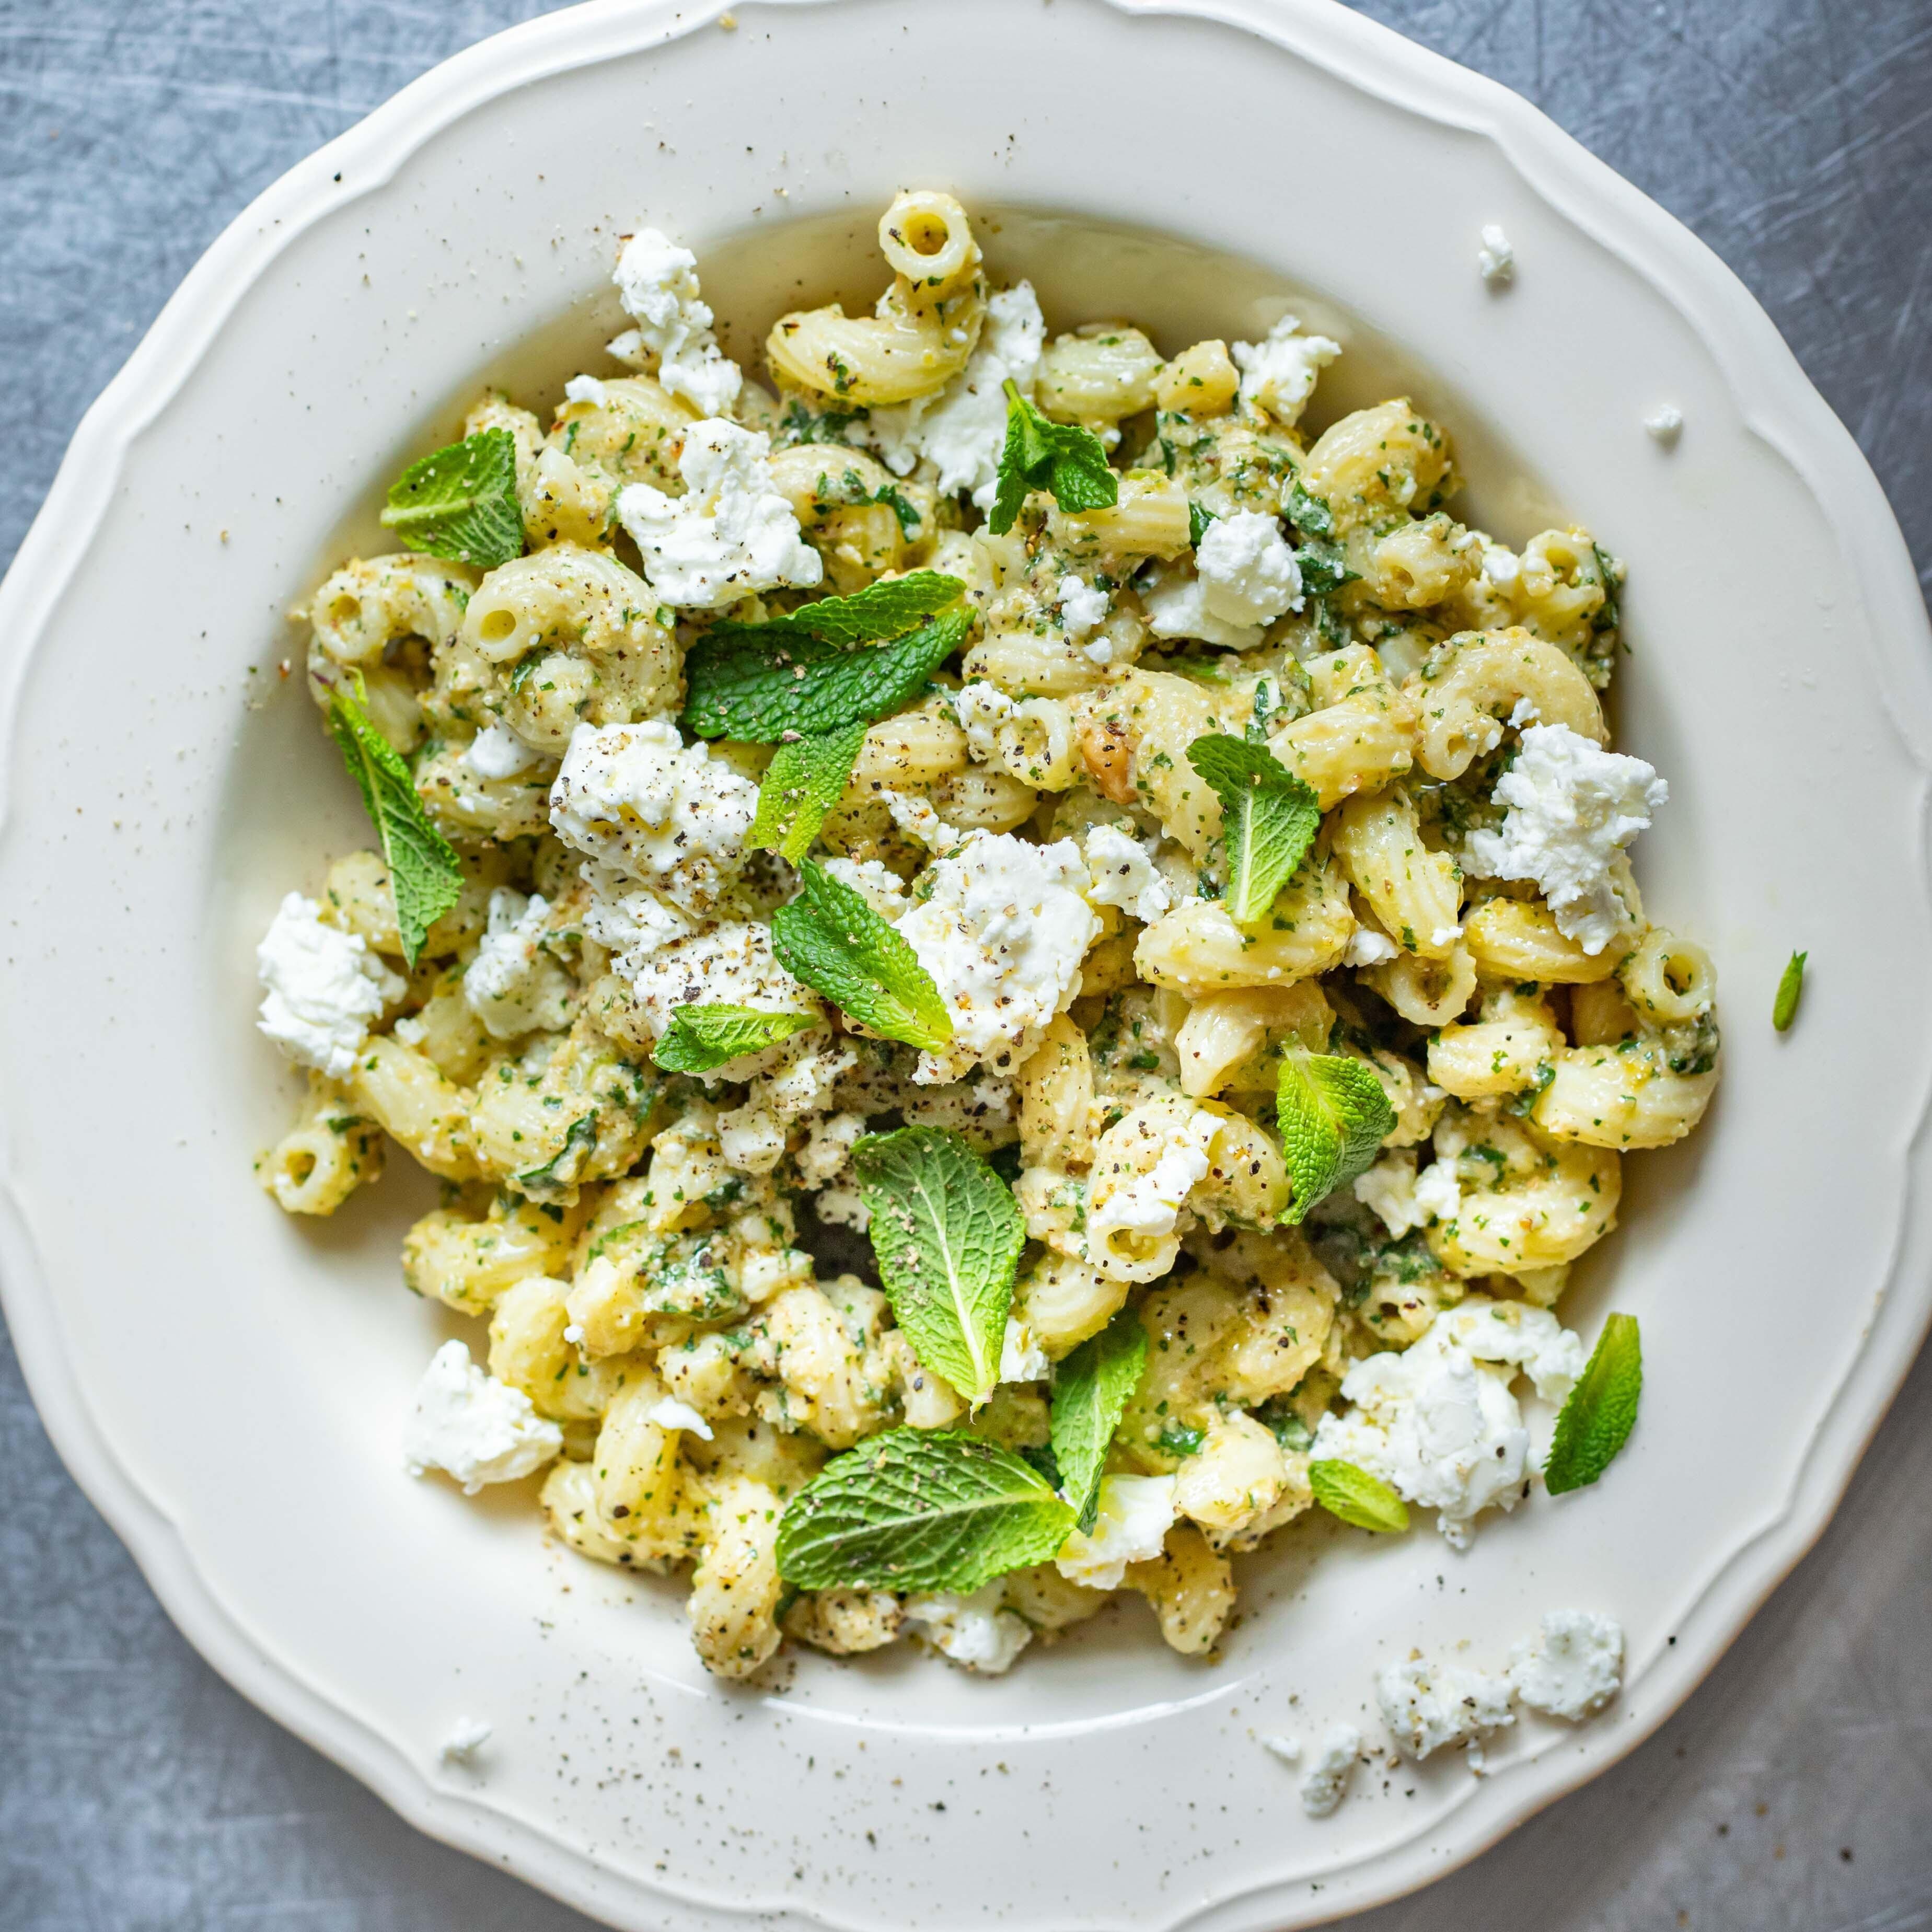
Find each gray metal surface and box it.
[2,1,1928,1925]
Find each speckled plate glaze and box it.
[2,1,1928,1925]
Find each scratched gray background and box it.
[2,0,1929,1925]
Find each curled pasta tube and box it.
[1404,627,1605,780]
[766,191,985,405]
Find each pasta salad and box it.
[254,191,1717,1679]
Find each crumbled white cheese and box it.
[1353,1149,1423,1237]
[1312,1299,1585,1545]
[1141,562,1264,651]
[439,1717,492,1762]
[882,788,962,853]
[1231,315,1341,426]
[1299,1724,1363,1818]
[550,719,758,913]
[896,830,1101,1083]
[462,888,573,1040]
[1377,1653,1515,1765]
[1509,1609,1624,1719]
[998,1315,1051,1384]
[1082,823,1173,925]
[1089,1107,1218,1281]
[900,1583,1033,1673]
[858,284,1045,507]
[953,680,1015,762]
[1261,1734,1301,1764]
[797,1110,867,1188]
[1645,405,1684,446]
[1477,225,1517,285]
[1507,697,1540,727]
[1410,1159,1462,1225]
[1056,1473,1178,1590]
[256,892,404,1077]
[403,1340,562,1495]
[563,373,609,409]
[1463,722,1667,954]
[611,228,743,417]
[589,911,813,1042]
[718,1031,855,1171]
[644,1396,715,1440]
[823,855,910,921]
[615,419,822,609]
[1056,573,1110,641]
[1482,545,1522,590]
[463,722,543,780]
[1195,510,1303,629]
[1433,1300,1587,1403]
[580,880,693,973]
[1343,923,1399,968]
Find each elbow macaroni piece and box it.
[767,192,985,404]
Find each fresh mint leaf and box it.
[377,427,524,570]
[774,1428,1073,1593]
[988,380,1119,535]
[1773,950,1807,1033]
[708,571,964,650]
[873,482,922,535]
[1309,1458,1410,1533]
[747,720,870,864]
[1285,480,1334,538]
[1294,538,1358,596]
[770,861,952,1052]
[1155,1419,1205,1459]
[853,1126,1024,1405]
[1050,1306,1149,1528]
[1543,1313,1641,1495]
[682,607,971,744]
[652,1004,819,1074]
[1185,734,1322,925]
[326,683,464,967]
[1188,500,1217,549]
[1276,1052,1396,1223]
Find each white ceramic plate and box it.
[4,1,1929,1925]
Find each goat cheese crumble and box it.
[900,1584,1033,1673]
[403,1340,562,1494]
[1231,314,1342,426]
[1645,405,1684,445]
[1141,561,1266,651]
[1056,573,1109,641]
[1194,509,1303,628]
[896,830,1100,1083]
[550,719,758,913]
[610,228,743,418]
[1464,722,1667,953]
[1056,1473,1179,1590]
[256,892,404,1077]
[462,888,573,1040]
[1378,1652,1516,1766]
[616,419,823,609]
[1082,822,1173,925]
[1298,1724,1363,1818]
[1509,1609,1624,1719]
[1312,1299,1584,1546]
[462,722,543,780]
[439,1717,492,1762]
[1477,225,1517,285]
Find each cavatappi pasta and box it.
[253,191,1716,1680]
